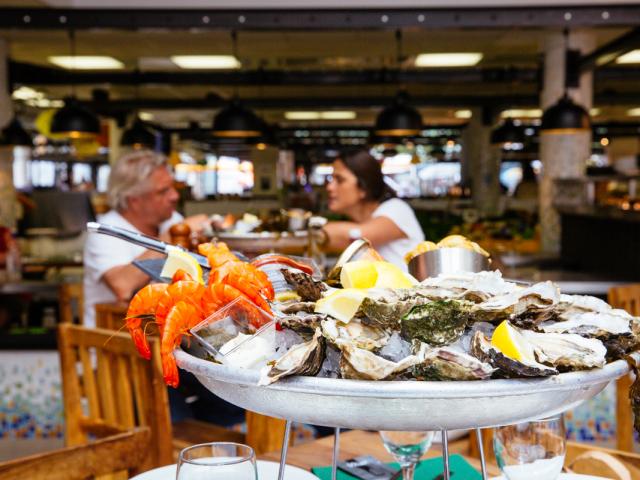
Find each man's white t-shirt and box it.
[82,210,182,327]
[371,198,424,271]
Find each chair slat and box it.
[79,347,101,419]
[96,350,117,424]
[115,355,135,428]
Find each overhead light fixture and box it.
[589,108,601,117]
[415,52,483,67]
[212,99,264,138]
[490,118,525,146]
[0,118,32,147]
[627,108,640,116]
[51,97,101,139]
[616,49,640,64]
[454,110,473,119]
[374,91,422,137]
[121,118,157,149]
[171,55,240,69]
[541,94,590,134]
[48,55,124,70]
[284,111,357,120]
[12,86,43,101]
[501,109,543,119]
[138,111,155,121]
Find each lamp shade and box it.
[51,97,101,138]
[374,91,422,137]
[0,118,32,147]
[490,118,525,146]
[121,118,157,149]
[212,99,264,138]
[541,94,590,134]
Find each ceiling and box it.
[2,4,640,128]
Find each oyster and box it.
[279,302,317,315]
[470,331,557,378]
[259,328,325,385]
[322,317,389,351]
[413,343,495,381]
[281,269,326,302]
[401,300,472,346]
[419,270,517,303]
[519,329,607,370]
[472,281,560,323]
[539,311,632,337]
[358,288,430,329]
[339,344,420,380]
[278,312,326,340]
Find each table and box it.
[261,430,501,477]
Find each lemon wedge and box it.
[491,320,534,362]
[314,288,367,323]
[160,249,204,284]
[275,291,301,303]
[340,260,415,289]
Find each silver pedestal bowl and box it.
[175,348,635,431]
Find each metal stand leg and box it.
[331,427,341,480]
[441,430,450,480]
[475,428,488,480]
[277,420,292,480]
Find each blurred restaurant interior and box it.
[3,0,640,478]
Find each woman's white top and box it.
[371,198,424,271]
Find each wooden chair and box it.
[566,440,640,479]
[59,282,84,324]
[609,283,640,452]
[0,426,151,480]
[95,302,129,330]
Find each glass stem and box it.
[402,464,416,480]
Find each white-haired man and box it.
[83,150,207,327]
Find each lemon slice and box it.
[314,288,367,323]
[491,320,534,362]
[340,261,378,289]
[372,262,416,289]
[341,260,416,289]
[275,291,301,303]
[160,249,204,284]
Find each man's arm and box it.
[102,250,163,302]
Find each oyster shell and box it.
[401,300,472,346]
[322,317,389,351]
[339,344,420,380]
[413,343,496,381]
[281,269,326,302]
[419,270,517,303]
[539,311,633,337]
[470,331,557,378]
[278,312,326,340]
[519,329,607,370]
[258,328,325,385]
[357,288,430,329]
[472,281,560,323]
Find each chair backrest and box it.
[609,283,640,452]
[0,426,151,480]
[95,302,129,330]
[58,323,173,468]
[59,282,84,324]
[566,440,640,479]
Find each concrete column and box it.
[539,30,594,254]
[462,107,502,217]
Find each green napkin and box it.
[312,454,481,479]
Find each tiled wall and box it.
[0,351,63,439]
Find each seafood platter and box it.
[90,223,640,435]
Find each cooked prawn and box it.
[126,283,168,360]
[161,300,201,388]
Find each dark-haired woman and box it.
[323,150,424,270]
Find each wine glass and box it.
[493,415,566,480]
[176,442,257,479]
[379,430,435,480]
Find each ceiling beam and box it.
[580,26,640,71]
[9,61,541,87]
[1,6,640,30]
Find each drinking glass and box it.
[493,415,566,480]
[176,442,257,480]
[379,430,435,480]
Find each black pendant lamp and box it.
[212,98,264,138]
[121,118,157,149]
[491,118,525,146]
[0,118,32,146]
[540,93,590,134]
[374,91,423,137]
[51,97,101,139]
